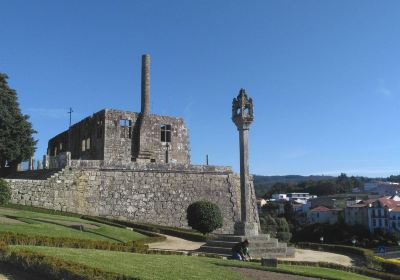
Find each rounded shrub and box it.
[0,179,11,205]
[186,201,223,235]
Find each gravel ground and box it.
[231,267,320,280]
[148,234,205,251]
[278,249,357,266]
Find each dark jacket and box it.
[232,241,249,258]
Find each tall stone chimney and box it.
[141,54,150,115]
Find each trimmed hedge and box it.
[81,216,167,243]
[82,216,214,242]
[0,242,137,280]
[0,179,11,205]
[278,260,400,280]
[297,242,400,274]
[0,231,148,253]
[186,201,223,235]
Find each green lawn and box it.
[12,246,378,280]
[0,207,146,242]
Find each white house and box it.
[367,197,400,233]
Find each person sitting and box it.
[231,239,251,261]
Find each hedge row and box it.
[278,260,400,280]
[81,216,167,244]
[297,242,400,274]
[4,203,82,218]
[82,216,214,242]
[0,242,137,280]
[0,232,148,253]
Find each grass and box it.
[0,207,146,243]
[12,246,378,280]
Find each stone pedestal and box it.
[234,221,259,237]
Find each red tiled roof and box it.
[377,197,400,208]
[392,207,400,212]
[311,206,331,212]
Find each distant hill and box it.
[253,175,335,197]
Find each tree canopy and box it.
[0,73,36,168]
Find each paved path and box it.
[278,248,356,266]
[148,234,205,251]
[146,234,359,267]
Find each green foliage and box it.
[297,242,400,274]
[259,205,292,242]
[84,216,212,242]
[0,243,137,280]
[0,231,149,253]
[277,260,400,280]
[292,223,399,247]
[186,201,223,235]
[260,173,365,198]
[0,178,11,204]
[0,207,146,242]
[14,246,248,280]
[4,203,81,218]
[0,73,37,169]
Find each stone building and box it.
[4,55,258,235]
[48,54,190,165]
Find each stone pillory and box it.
[47,54,190,165]
[232,89,259,236]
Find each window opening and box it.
[161,124,171,143]
[119,119,132,138]
[97,120,103,139]
[86,138,91,150]
[82,140,86,152]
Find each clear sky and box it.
[1,0,400,177]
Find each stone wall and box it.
[6,163,259,233]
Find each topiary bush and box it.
[0,179,11,205]
[186,201,223,235]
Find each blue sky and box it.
[1,0,400,177]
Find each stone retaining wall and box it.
[6,164,259,234]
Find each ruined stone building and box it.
[48,55,190,165]
[4,55,260,235]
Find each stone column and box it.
[141,54,150,115]
[28,157,35,171]
[43,155,50,169]
[232,88,259,236]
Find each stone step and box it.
[206,240,237,248]
[286,247,296,257]
[199,246,232,255]
[216,234,270,242]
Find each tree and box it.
[186,201,223,235]
[0,73,36,169]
